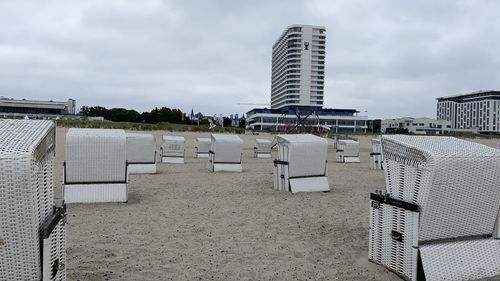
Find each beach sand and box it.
[53,128,500,281]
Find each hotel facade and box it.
[247,24,368,132]
[437,90,500,133]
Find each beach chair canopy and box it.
[211,134,243,163]
[381,135,500,241]
[276,134,327,178]
[126,133,155,163]
[196,137,211,153]
[66,128,127,183]
[337,139,359,157]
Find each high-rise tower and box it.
[271,25,326,110]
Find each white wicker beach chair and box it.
[273,134,329,193]
[208,134,243,172]
[0,120,66,281]
[195,137,211,158]
[63,128,128,203]
[254,138,272,158]
[126,133,156,174]
[369,135,500,281]
[369,138,383,170]
[161,136,185,164]
[336,139,360,163]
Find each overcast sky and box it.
[1,0,499,119]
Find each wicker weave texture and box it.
[162,136,185,157]
[369,201,419,281]
[0,120,58,281]
[381,135,500,242]
[337,140,359,157]
[210,134,243,163]
[42,218,66,281]
[420,239,500,281]
[65,129,126,183]
[126,133,155,163]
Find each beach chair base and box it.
[128,163,156,174]
[343,156,360,163]
[210,163,242,172]
[161,156,185,164]
[255,152,271,158]
[289,176,330,193]
[64,183,128,203]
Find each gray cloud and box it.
[1,0,499,118]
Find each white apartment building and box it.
[247,24,369,132]
[271,25,326,109]
[437,90,500,133]
[382,117,452,135]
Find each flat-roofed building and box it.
[246,107,368,133]
[382,117,453,135]
[437,90,500,133]
[0,97,76,116]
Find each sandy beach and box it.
[53,128,500,281]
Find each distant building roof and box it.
[246,106,359,117]
[436,90,500,102]
[0,97,76,115]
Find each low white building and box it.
[381,117,453,135]
[246,108,368,133]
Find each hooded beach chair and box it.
[273,134,330,193]
[254,138,272,158]
[126,133,156,174]
[369,135,500,281]
[63,128,128,203]
[195,137,211,158]
[161,135,185,164]
[0,120,66,280]
[208,134,243,172]
[336,139,360,163]
[370,138,383,170]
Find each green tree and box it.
[223,117,231,127]
[238,116,246,128]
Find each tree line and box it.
[80,106,189,124]
[80,106,247,128]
